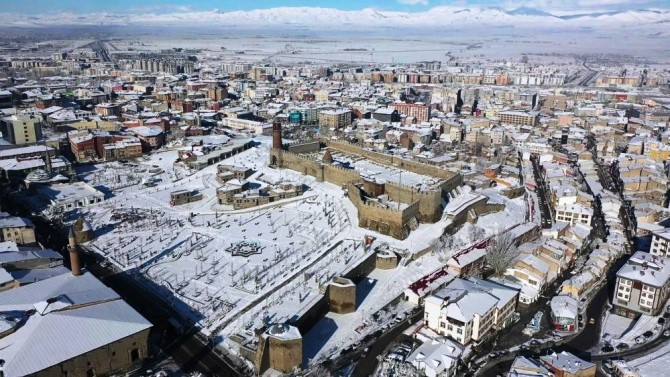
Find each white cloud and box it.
[129,5,195,14]
[397,0,430,5]
[502,0,661,12]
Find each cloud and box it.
[397,0,430,5]
[129,5,195,14]
[502,0,662,12]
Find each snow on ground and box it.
[601,313,635,342]
[629,339,670,376]
[79,136,525,359]
[618,315,659,344]
[476,188,526,231]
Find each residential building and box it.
[318,109,352,130]
[555,203,593,226]
[423,278,518,346]
[406,337,464,377]
[0,213,36,245]
[539,352,596,377]
[0,114,42,145]
[650,228,670,257]
[508,356,551,377]
[499,111,537,127]
[394,102,430,123]
[550,295,579,333]
[613,251,670,318]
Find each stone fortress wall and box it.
[268,130,463,240]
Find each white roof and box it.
[617,251,670,287]
[406,338,464,374]
[0,300,151,377]
[0,272,151,376]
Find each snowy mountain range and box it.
[2,6,669,32]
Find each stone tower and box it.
[68,227,82,276]
[272,122,282,150]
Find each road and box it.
[530,154,553,228]
[351,319,416,377]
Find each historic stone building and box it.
[268,124,462,240]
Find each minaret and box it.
[68,227,82,276]
[272,122,282,150]
[44,145,52,174]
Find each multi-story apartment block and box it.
[393,102,431,123]
[650,228,670,257]
[555,203,593,225]
[318,109,352,130]
[0,115,42,145]
[613,251,670,318]
[499,111,537,126]
[423,278,518,346]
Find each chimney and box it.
[68,227,81,276]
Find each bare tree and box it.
[303,364,333,377]
[485,231,518,277]
[432,141,449,157]
[468,225,486,243]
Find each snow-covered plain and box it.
[80,136,525,358]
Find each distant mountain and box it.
[0,6,667,32]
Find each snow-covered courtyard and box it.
[78,135,526,358]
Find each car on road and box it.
[362,347,370,357]
[589,318,595,325]
[664,330,670,337]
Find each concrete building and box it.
[499,111,537,127]
[423,278,518,346]
[613,251,670,318]
[318,109,352,130]
[650,228,670,257]
[555,203,593,226]
[37,182,105,213]
[0,213,36,245]
[539,352,596,377]
[0,114,42,145]
[394,102,430,123]
[406,336,464,377]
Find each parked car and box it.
[362,347,370,357]
[616,343,629,350]
[643,330,654,338]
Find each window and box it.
[130,348,140,362]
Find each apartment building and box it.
[423,278,518,346]
[394,102,431,123]
[318,109,352,129]
[505,254,551,304]
[555,202,593,226]
[613,251,670,318]
[0,114,42,145]
[650,228,670,258]
[499,111,537,126]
